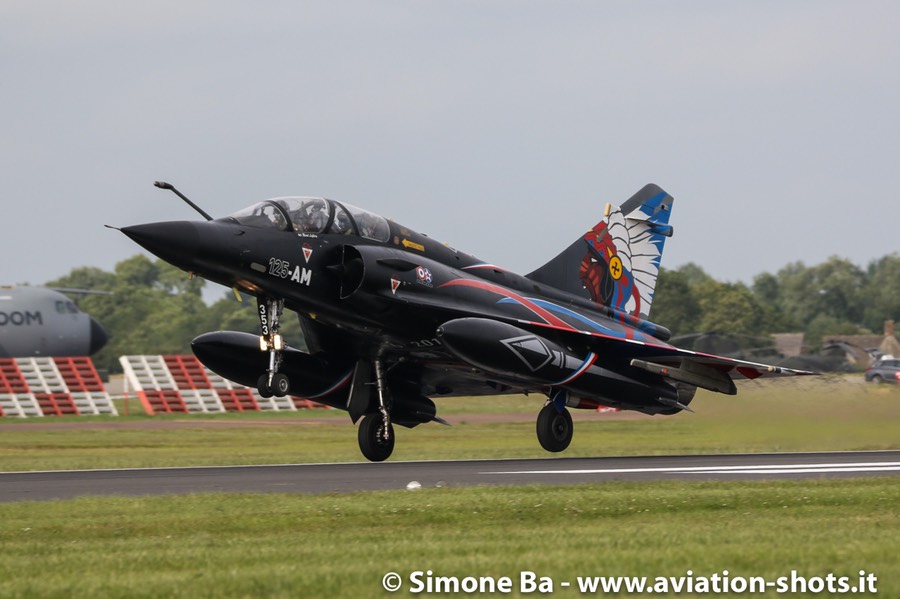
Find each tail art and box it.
[526,184,674,320]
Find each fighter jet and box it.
[0,286,109,357]
[121,182,812,461]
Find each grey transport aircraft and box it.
[0,286,108,357]
[120,182,813,461]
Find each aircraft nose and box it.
[120,221,200,270]
[89,317,108,354]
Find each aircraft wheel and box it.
[536,403,573,453]
[358,413,395,462]
[271,373,290,397]
[257,374,274,398]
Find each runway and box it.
[2,450,898,502]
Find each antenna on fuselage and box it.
[154,181,213,221]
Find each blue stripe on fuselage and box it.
[528,298,655,343]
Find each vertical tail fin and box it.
[525,183,674,320]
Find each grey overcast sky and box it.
[3,1,898,296]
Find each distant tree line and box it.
[652,255,900,346]
[47,253,899,373]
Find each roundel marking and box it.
[608,255,624,280]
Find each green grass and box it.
[0,479,896,598]
[0,376,896,597]
[0,375,896,471]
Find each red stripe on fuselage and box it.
[438,279,576,331]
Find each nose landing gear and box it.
[256,296,290,398]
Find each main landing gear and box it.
[358,413,394,462]
[357,359,394,462]
[536,389,573,453]
[256,296,290,398]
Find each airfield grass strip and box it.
[0,478,896,598]
[0,378,897,472]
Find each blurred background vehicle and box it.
[864,356,900,384]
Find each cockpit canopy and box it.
[224,197,391,242]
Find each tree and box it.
[651,267,701,336]
[45,266,117,293]
[805,314,862,349]
[862,254,900,333]
[809,256,866,326]
[751,272,795,331]
[773,257,866,334]
[695,280,768,337]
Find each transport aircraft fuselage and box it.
[0,286,108,358]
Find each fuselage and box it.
[122,197,682,413]
[121,184,813,461]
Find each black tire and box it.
[536,403,573,453]
[271,373,290,397]
[358,414,395,462]
[257,374,274,399]
[871,375,884,384]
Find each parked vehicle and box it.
[865,357,900,384]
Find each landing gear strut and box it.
[256,296,290,398]
[357,358,395,461]
[536,389,573,453]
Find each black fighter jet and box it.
[121,182,812,461]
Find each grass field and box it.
[0,479,896,597]
[0,375,896,471]
[0,375,896,597]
